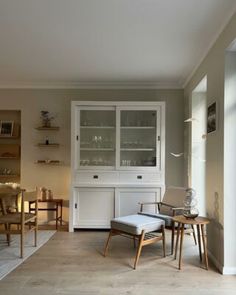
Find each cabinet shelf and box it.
[121,126,155,130]
[80,148,115,151]
[80,126,115,129]
[37,143,59,147]
[120,148,155,151]
[35,127,60,131]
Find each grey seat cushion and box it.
[138,212,173,227]
[111,214,165,235]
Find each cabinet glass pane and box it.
[79,110,116,167]
[121,110,156,127]
[120,110,157,167]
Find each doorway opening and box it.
[191,76,207,216]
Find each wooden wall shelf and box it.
[0,174,20,178]
[37,143,59,147]
[35,160,62,165]
[0,136,19,139]
[0,156,19,159]
[35,127,60,131]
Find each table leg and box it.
[201,224,209,270]
[178,223,185,270]
[197,224,202,262]
[174,222,180,259]
[56,203,58,230]
[60,201,63,226]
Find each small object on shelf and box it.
[40,111,55,128]
[45,136,49,145]
[0,121,14,137]
[48,189,53,200]
[40,187,47,201]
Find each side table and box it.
[173,215,210,270]
[29,199,63,230]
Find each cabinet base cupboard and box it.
[70,101,165,231]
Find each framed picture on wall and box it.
[207,102,217,134]
[0,121,14,137]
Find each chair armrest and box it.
[159,202,176,208]
[138,202,160,205]
[172,207,185,211]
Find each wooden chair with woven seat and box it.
[139,186,197,255]
[0,187,38,258]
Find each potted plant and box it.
[40,111,54,127]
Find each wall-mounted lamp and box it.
[170,152,184,157]
[184,117,199,123]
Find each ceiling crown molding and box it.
[183,5,236,88]
[0,81,183,90]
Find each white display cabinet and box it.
[70,101,165,231]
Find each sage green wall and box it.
[0,88,184,222]
[184,12,236,273]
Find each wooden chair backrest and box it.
[0,186,22,214]
[22,190,38,202]
[159,187,187,215]
[21,189,38,215]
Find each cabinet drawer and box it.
[76,171,118,184]
[119,172,160,184]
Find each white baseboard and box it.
[222,267,236,275]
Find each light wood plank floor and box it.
[0,230,235,295]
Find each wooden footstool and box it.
[104,214,166,269]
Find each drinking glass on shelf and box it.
[92,136,98,148]
[97,136,102,148]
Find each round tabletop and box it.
[173,215,210,225]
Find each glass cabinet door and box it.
[119,108,160,169]
[78,108,116,168]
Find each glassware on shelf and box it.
[97,136,102,148]
[80,159,90,166]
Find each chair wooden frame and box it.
[139,201,197,255]
[0,188,38,258]
[104,225,166,269]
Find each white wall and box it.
[224,51,236,271]
[184,12,236,273]
[0,88,184,223]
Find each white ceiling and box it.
[0,0,236,89]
